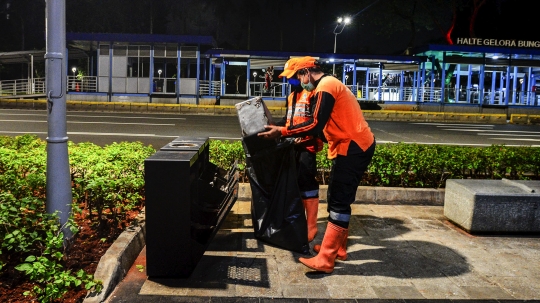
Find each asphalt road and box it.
[1,108,540,148]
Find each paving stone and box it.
[460,286,515,299]
[410,278,469,299]
[372,286,424,299]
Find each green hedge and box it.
[0,135,154,302]
[209,140,540,188]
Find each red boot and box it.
[313,228,347,261]
[298,222,348,273]
[302,197,319,242]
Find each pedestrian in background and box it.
[259,56,376,273]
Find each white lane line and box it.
[0,119,174,126]
[0,111,186,120]
[436,125,493,129]
[374,140,535,147]
[0,130,178,138]
[67,114,186,120]
[443,128,540,134]
[68,132,178,137]
[477,133,540,137]
[490,138,540,142]
[413,123,495,127]
[209,137,242,141]
[69,121,175,126]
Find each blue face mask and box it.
[288,78,300,86]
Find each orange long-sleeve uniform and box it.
[280,75,374,159]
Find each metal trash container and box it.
[144,137,238,278]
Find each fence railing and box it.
[67,76,98,92]
[3,76,539,106]
[0,78,46,96]
[199,80,221,96]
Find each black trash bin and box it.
[144,137,238,278]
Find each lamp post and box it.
[71,67,76,90]
[333,16,351,76]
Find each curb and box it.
[85,184,445,303]
[3,98,540,124]
[83,209,146,303]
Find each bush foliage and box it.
[0,135,153,302]
[210,140,540,188]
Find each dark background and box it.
[0,0,538,71]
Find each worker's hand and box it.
[293,137,302,144]
[258,125,282,140]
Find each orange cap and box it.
[278,58,299,79]
[278,56,318,79]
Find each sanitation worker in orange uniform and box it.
[259,56,376,273]
[274,58,323,242]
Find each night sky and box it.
[0,0,539,56]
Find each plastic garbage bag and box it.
[242,136,309,254]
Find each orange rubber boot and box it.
[302,197,319,242]
[298,222,348,273]
[313,228,347,261]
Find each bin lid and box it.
[160,137,209,153]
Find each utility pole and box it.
[45,0,72,240]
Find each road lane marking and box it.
[0,119,174,126]
[0,111,187,120]
[477,133,540,137]
[443,128,540,134]
[413,123,495,127]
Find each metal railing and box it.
[0,78,46,96]
[199,80,221,96]
[250,82,287,97]
[3,76,539,106]
[67,76,97,92]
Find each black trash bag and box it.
[243,135,309,254]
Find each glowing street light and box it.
[333,16,351,76]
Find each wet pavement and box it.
[103,199,540,303]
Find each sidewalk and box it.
[100,190,540,302]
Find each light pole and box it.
[71,67,76,90]
[333,16,351,76]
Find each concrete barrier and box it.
[444,179,540,234]
[529,114,540,125]
[180,104,199,114]
[510,114,528,124]
[427,112,445,122]
[147,103,180,113]
[238,184,445,206]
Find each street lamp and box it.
[252,71,257,82]
[158,69,162,79]
[333,16,351,76]
[71,67,77,90]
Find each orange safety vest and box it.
[285,90,323,153]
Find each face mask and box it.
[299,70,315,91]
[288,78,300,86]
[301,80,315,92]
[288,78,302,92]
